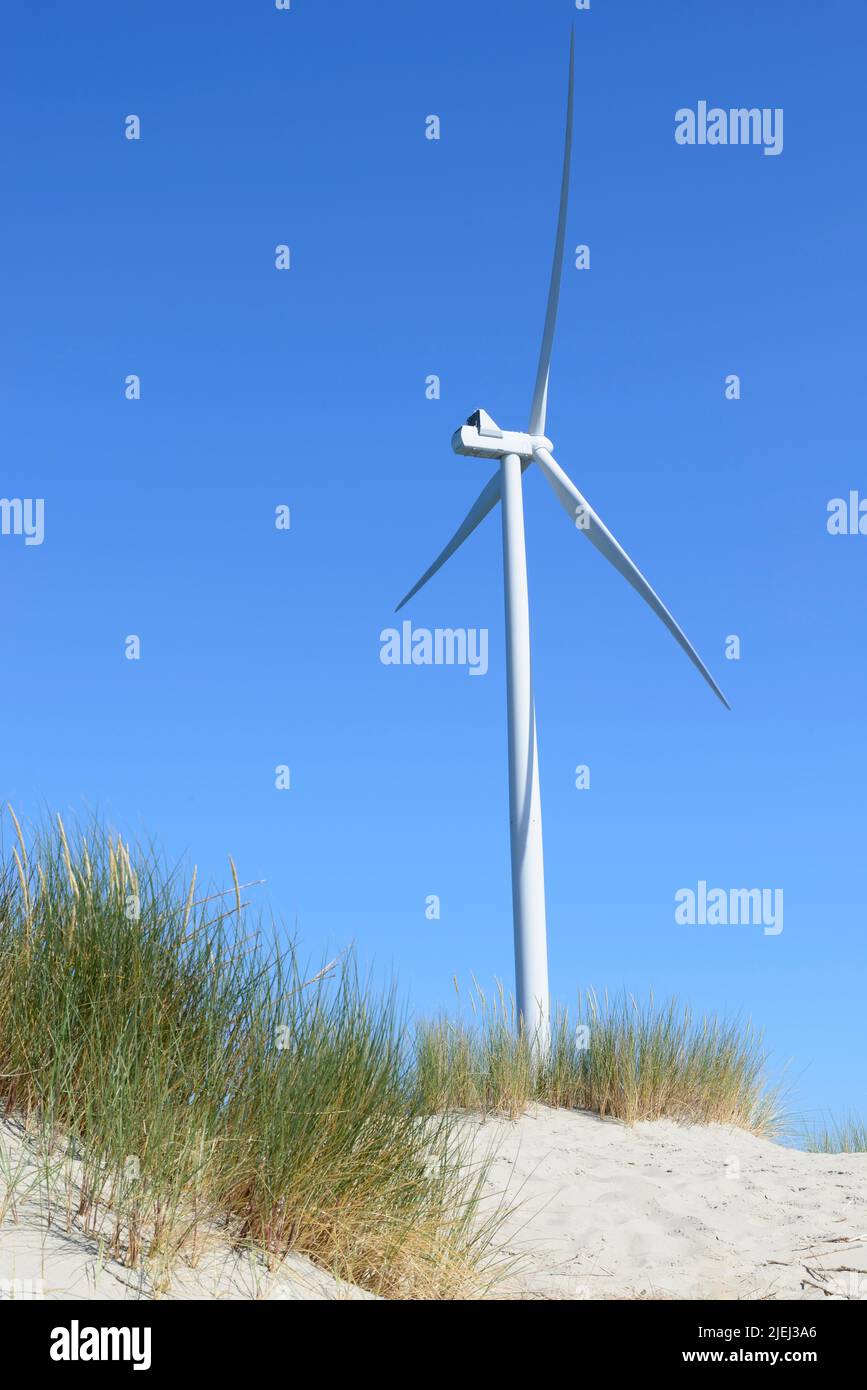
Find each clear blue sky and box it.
[2,1,865,1130]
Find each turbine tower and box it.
[396,31,729,1050]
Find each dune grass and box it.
[804,1117,867,1154]
[0,809,792,1297]
[414,981,783,1135]
[0,810,497,1298]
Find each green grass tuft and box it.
[803,1117,867,1153]
[0,810,497,1298]
[414,981,783,1135]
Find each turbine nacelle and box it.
[452,409,552,462]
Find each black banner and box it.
[2,1295,859,1375]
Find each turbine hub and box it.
[452,409,552,462]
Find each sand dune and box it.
[0,1120,371,1301]
[3,1109,865,1300]
[469,1107,867,1300]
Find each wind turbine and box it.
[396,31,729,1051]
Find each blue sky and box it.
[2,0,865,1130]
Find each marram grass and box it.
[804,1117,867,1154]
[0,810,788,1298]
[0,811,498,1298]
[414,981,783,1135]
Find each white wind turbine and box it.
[396,32,729,1050]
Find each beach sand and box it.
[0,1119,371,1301]
[2,1108,865,1300]
[468,1106,867,1299]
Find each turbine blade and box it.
[528,28,575,437]
[395,469,502,612]
[533,447,730,709]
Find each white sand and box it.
[0,1120,371,1301]
[467,1106,867,1300]
[3,1109,865,1300]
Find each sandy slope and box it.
[3,1110,865,1300]
[0,1120,371,1301]
[467,1107,867,1300]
